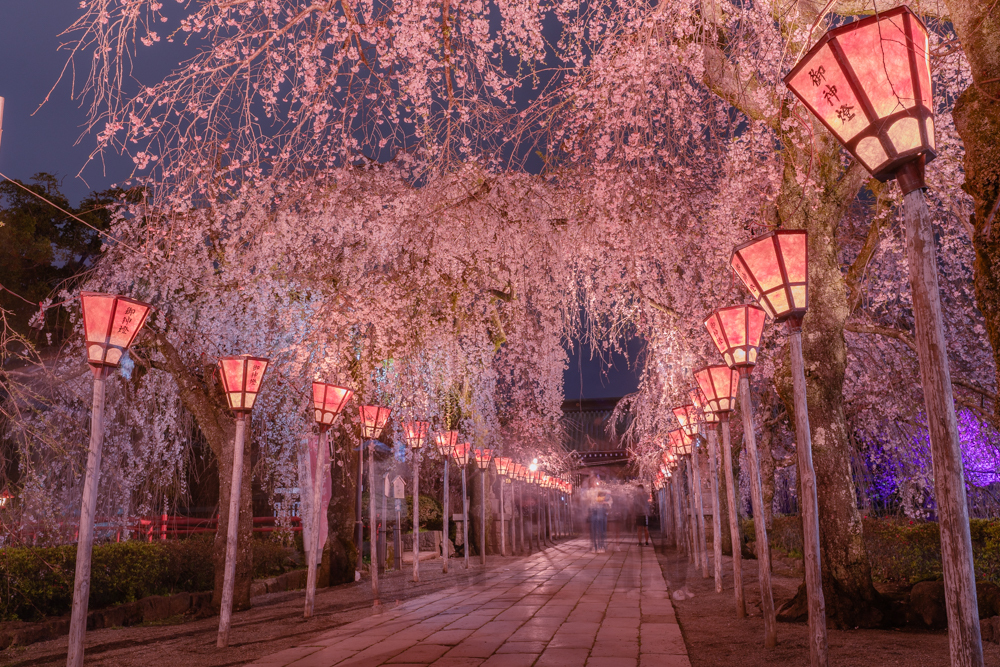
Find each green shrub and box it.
[252,539,300,579]
[407,494,444,532]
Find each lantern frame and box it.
[668,428,693,457]
[80,292,153,369]
[730,230,808,323]
[495,456,515,477]
[435,430,459,457]
[357,405,392,440]
[403,420,430,449]
[450,441,472,466]
[673,404,701,438]
[312,382,354,429]
[783,6,934,185]
[473,448,494,471]
[704,304,766,369]
[694,365,740,414]
[218,355,270,414]
[690,387,719,423]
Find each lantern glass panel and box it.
[403,421,430,449]
[312,382,353,425]
[451,441,471,466]
[358,405,391,439]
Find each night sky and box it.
[0,2,641,401]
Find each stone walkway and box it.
[247,538,689,667]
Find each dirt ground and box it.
[655,540,1000,667]
[0,553,521,667]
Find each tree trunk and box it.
[326,430,359,585]
[946,0,1000,423]
[775,145,887,628]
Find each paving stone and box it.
[248,539,689,667]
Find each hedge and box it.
[741,516,1000,587]
[0,536,300,622]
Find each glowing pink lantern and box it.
[694,365,740,414]
[704,304,766,369]
[357,405,391,439]
[672,404,701,438]
[312,382,353,429]
[403,421,430,449]
[435,430,459,456]
[730,230,808,322]
[668,428,693,456]
[451,441,472,466]
[80,292,152,369]
[783,6,934,184]
[219,355,270,413]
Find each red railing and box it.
[129,515,302,541]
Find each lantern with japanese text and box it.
[694,365,740,414]
[80,292,152,370]
[219,356,270,414]
[730,230,808,324]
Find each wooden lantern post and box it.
[674,404,709,578]
[358,405,392,599]
[403,421,430,582]
[435,431,458,573]
[705,304,776,647]
[304,382,353,618]
[451,441,472,568]
[473,448,493,565]
[68,293,151,667]
[693,386,725,594]
[731,229,827,665]
[784,8,982,664]
[216,355,270,648]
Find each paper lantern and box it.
[495,457,516,477]
[705,304,766,369]
[358,405,391,439]
[435,430,459,456]
[403,421,430,449]
[80,292,152,368]
[450,441,472,466]
[694,365,740,414]
[668,428,693,457]
[219,355,270,413]
[673,404,701,438]
[731,230,808,322]
[312,382,353,427]
[783,6,934,183]
[690,387,719,423]
[473,448,494,470]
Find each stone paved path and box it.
[247,538,689,667]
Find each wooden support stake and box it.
[707,426,724,594]
[217,414,247,648]
[66,369,107,667]
[788,319,829,667]
[692,440,709,577]
[903,185,983,667]
[413,450,421,582]
[369,442,378,598]
[442,457,449,573]
[461,467,470,569]
[672,475,684,553]
[720,416,746,618]
[685,460,697,564]
[738,371,777,649]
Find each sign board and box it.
[393,475,406,499]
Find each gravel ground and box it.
[654,538,1000,667]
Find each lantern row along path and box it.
[248,538,689,667]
